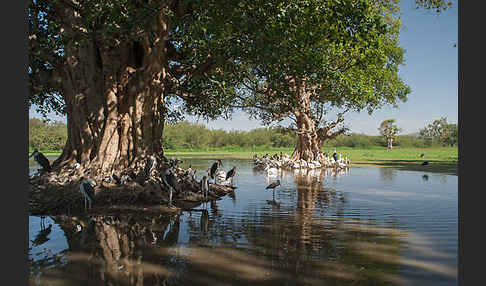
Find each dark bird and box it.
[266,180,281,190]
[201,175,209,200]
[422,174,429,181]
[163,169,178,207]
[144,155,157,179]
[420,153,425,158]
[31,224,53,247]
[332,149,338,162]
[422,161,429,166]
[29,148,52,172]
[209,159,223,183]
[79,177,96,211]
[226,166,237,181]
[453,43,457,48]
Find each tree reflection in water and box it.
[29,167,455,286]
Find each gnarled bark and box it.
[290,79,347,162]
[51,5,169,178]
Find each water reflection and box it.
[379,167,397,182]
[422,174,429,182]
[31,215,419,285]
[29,160,457,286]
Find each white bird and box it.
[300,160,308,168]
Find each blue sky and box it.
[29,1,458,136]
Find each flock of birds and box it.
[29,147,430,212]
[253,149,350,178]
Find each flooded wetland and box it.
[29,158,457,286]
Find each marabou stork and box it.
[209,159,223,184]
[225,166,237,186]
[79,177,96,211]
[29,148,52,173]
[201,175,209,200]
[163,169,178,207]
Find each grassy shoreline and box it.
[30,146,458,175]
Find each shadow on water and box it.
[29,160,457,286]
[354,160,457,176]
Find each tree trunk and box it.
[52,8,169,179]
[290,80,321,162]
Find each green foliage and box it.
[379,119,400,139]
[162,121,297,149]
[415,0,454,13]
[29,118,67,150]
[238,0,410,126]
[419,117,458,146]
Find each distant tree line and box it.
[29,118,457,151]
[29,118,67,150]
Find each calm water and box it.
[29,158,457,286]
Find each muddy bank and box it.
[29,167,236,216]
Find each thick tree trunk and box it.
[52,7,169,179]
[387,138,394,150]
[291,111,321,162]
[290,80,321,162]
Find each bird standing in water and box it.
[266,180,281,202]
[201,175,209,208]
[163,169,178,208]
[29,148,52,173]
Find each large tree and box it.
[29,0,249,177]
[232,0,410,161]
[232,0,454,161]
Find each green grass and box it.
[29,146,458,175]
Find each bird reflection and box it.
[31,223,52,247]
[200,209,209,234]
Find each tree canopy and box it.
[378,119,401,149]
[419,117,457,146]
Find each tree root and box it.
[28,165,236,216]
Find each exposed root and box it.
[29,161,236,216]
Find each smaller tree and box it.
[378,119,401,150]
[419,117,457,146]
